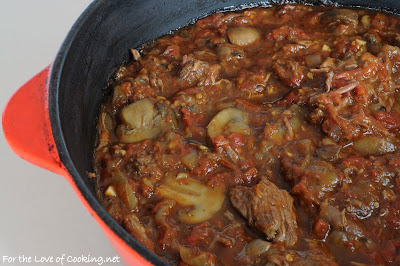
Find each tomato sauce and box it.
[94,5,400,265]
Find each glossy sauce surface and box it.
[94,5,400,265]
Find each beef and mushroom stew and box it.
[94,5,400,265]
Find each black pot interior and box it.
[48,0,400,265]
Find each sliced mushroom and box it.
[121,98,155,128]
[364,33,381,54]
[320,9,359,35]
[117,98,177,143]
[207,108,250,139]
[156,174,225,224]
[320,9,359,25]
[227,27,261,46]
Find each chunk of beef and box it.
[179,57,221,87]
[281,140,341,211]
[282,158,341,210]
[274,60,306,88]
[229,177,299,247]
[235,69,269,98]
[320,9,359,36]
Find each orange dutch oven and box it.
[3,0,400,265]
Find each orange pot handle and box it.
[2,67,157,265]
[2,66,67,177]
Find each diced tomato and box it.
[387,200,400,228]
[162,45,180,58]
[195,13,222,28]
[368,251,386,265]
[281,91,298,106]
[372,13,389,31]
[171,35,185,43]
[243,167,258,184]
[332,36,349,58]
[236,98,267,113]
[312,219,330,240]
[212,135,229,151]
[141,182,153,198]
[182,87,201,95]
[236,70,266,95]
[375,111,400,130]
[342,156,372,169]
[181,107,206,126]
[186,223,212,243]
[274,61,305,88]
[354,83,367,97]
[192,156,218,176]
[239,158,255,171]
[197,29,215,38]
[282,44,303,56]
[389,158,400,168]
[306,12,320,27]
[380,239,400,263]
[291,181,317,211]
[265,32,273,41]
[226,133,245,148]
[120,81,133,95]
[206,172,228,188]
[271,26,309,42]
[130,85,157,101]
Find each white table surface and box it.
[0,1,124,265]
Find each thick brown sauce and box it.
[94,5,400,265]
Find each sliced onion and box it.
[353,136,396,155]
[245,239,272,257]
[179,246,217,266]
[181,150,199,170]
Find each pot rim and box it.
[47,0,400,265]
[48,0,167,265]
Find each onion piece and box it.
[181,150,199,170]
[111,170,138,210]
[353,136,396,155]
[179,246,217,266]
[245,239,272,257]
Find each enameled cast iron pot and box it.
[3,0,400,265]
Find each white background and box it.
[0,1,123,265]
